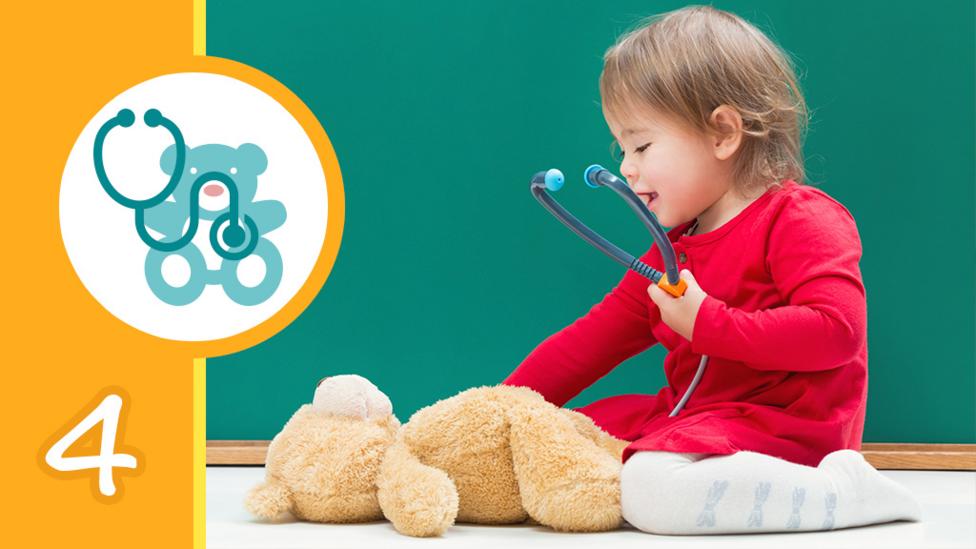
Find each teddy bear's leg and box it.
[245,478,293,521]
[509,407,623,532]
[376,434,459,537]
[561,409,630,460]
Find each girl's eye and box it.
[635,142,652,154]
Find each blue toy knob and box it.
[583,164,605,188]
[543,168,564,192]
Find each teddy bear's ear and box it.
[237,143,268,175]
[159,144,188,176]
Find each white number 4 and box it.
[44,393,138,497]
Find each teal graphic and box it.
[93,108,286,306]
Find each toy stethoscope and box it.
[93,108,258,260]
[530,165,709,417]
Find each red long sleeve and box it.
[500,181,870,467]
[503,266,658,407]
[691,196,866,371]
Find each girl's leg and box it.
[620,449,922,535]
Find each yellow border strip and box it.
[193,3,207,547]
[193,357,206,548]
[193,0,206,56]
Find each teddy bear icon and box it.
[246,375,628,537]
[93,108,287,307]
[142,143,287,306]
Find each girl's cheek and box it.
[647,162,669,183]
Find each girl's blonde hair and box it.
[601,5,809,195]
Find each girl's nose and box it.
[620,159,638,184]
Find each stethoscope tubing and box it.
[529,165,680,285]
[529,165,707,417]
[583,165,681,285]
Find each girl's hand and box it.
[647,269,708,341]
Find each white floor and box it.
[208,466,976,549]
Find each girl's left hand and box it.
[647,269,708,341]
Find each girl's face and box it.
[607,106,737,229]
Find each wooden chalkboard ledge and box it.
[207,441,976,470]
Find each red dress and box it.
[503,180,867,467]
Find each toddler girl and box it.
[503,5,921,535]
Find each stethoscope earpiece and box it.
[543,168,564,192]
[116,108,136,128]
[583,164,603,188]
[143,108,164,128]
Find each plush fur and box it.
[245,375,629,537]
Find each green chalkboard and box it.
[206,0,975,444]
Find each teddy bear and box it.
[245,375,629,537]
[139,143,287,306]
[153,143,286,237]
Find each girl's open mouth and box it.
[640,191,659,207]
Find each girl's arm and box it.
[503,266,658,407]
[690,197,866,372]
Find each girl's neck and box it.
[693,184,766,235]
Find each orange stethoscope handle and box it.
[657,276,688,298]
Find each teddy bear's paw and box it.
[377,442,459,537]
[312,374,393,421]
[378,468,459,537]
[245,480,292,521]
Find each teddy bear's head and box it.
[312,375,393,420]
[159,143,267,220]
[245,374,400,524]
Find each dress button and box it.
[679,252,688,263]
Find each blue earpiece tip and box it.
[116,109,135,127]
[544,168,564,192]
[144,108,163,127]
[583,164,604,188]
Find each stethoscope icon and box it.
[93,108,258,260]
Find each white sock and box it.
[620,449,923,535]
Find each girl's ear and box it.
[708,105,744,161]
